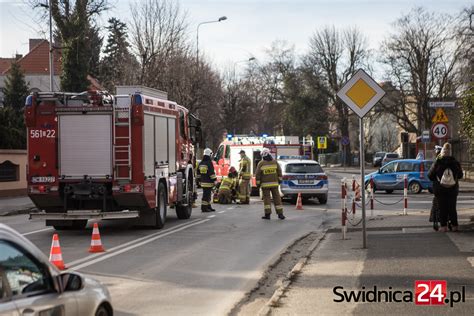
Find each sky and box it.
[0,0,471,80]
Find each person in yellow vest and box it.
[238,150,251,204]
[217,167,238,204]
[255,148,285,220]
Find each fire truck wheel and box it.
[155,182,167,229]
[176,177,193,219]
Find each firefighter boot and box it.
[261,214,271,220]
[278,213,286,220]
[201,205,210,212]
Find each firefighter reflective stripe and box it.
[261,182,279,188]
[201,183,214,188]
[199,165,208,174]
[220,177,233,191]
[202,200,210,205]
[210,174,217,180]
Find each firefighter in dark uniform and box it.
[238,150,252,204]
[197,148,217,212]
[256,148,285,220]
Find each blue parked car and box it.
[365,159,434,194]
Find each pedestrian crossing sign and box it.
[317,136,327,149]
[432,108,449,123]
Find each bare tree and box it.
[306,26,369,163]
[380,7,463,134]
[129,0,189,88]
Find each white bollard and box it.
[403,174,408,215]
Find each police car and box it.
[278,157,329,204]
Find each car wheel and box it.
[408,181,422,194]
[318,195,328,205]
[385,189,394,194]
[95,305,111,316]
[176,177,193,219]
[155,182,167,229]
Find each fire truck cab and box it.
[24,86,201,230]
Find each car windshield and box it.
[386,153,398,158]
[285,163,323,173]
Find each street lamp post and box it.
[40,1,54,91]
[196,16,227,66]
[233,57,256,74]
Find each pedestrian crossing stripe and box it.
[432,108,448,123]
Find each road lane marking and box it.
[67,219,205,268]
[22,227,53,236]
[207,215,216,218]
[218,211,225,214]
[70,219,210,270]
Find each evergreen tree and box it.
[0,61,28,149]
[3,61,29,111]
[100,18,136,92]
[49,0,109,92]
[86,24,103,78]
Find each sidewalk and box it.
[0,196,35,216]
[267,208,474,315]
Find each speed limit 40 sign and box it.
[431,123,449,139]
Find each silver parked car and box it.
[278,159,329,204]
[381,152,399,166]
[0,223,113,316]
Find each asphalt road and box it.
[2,171,472,315]
[2,182,338,315]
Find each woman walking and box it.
[428,143,463,232]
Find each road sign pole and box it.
[359,117,367,249]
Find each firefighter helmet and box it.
[204,148,213,156]
[261,148,271,157]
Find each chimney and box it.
[29,39,44,51]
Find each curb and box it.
[0,207,37,217]
[258,229,328,316]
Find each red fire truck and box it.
[212,135,313,193]
[25,86,201,230]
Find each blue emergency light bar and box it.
[277,155,310,160]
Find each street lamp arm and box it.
[196,16,228,65]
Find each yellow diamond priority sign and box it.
[337,69,385,118]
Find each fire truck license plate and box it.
[298,180,314,184]
[31,176,56,183]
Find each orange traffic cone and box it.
[49,234,66,270]
[295,193,304,210]
[88,223,105,253]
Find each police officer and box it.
[197,148,217,212]
[238,150,251,204]
[217,167,238,204]
[256,148,285,220]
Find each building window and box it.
[0,160,19,182]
